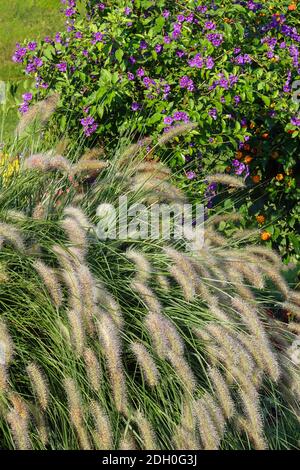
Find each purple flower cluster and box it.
[163,111,190,129]
[206,33,223,47]
[179,75,195,92]
[12,44,27,63]
[19,92,33,114]
[80,115,98,136]
[233,54,252,65]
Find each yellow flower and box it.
[0,152,20,185]
[276,173,284,181]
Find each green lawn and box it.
[0,0,63,140]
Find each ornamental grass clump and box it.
[0,138,299,450]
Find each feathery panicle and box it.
[144,312,169,358]
[228,267,255,301]
[206,174,245,188]
[235,262,265,290]
[134,411,157,450]
[209,213,243,227]
[0,222,25,251]
[32,202,46,220]
[157,122,198,147]
[135,161,171,180]
[132,281,162,314]
[282,302,300,320]
[16,93,59,136]
[126,249,152,283]
[35,411,48,447]
[63,206,91,230]
[239,390,267,450]
[173,424,199,450]
[80,147,105,162]
[244,246,282,267]
[0,320,14,365]
[260,263,289,298]
[169,265,195,301]
[53,244,83,271]
[117,137,153,168]
[67,310,85,356]
[236,416,267,450]
[61,217,87,252]
[119,431,137,450]
[161,316,185,356]
[97,315,128,413]
[204,394,226,437]
[33,260,63,308]
[83,348,102,391]
[193,399,221,450]
[131,342,160,387]
[5,210,26,221]
[0,365,8,392]
[90,400,112,450]
[208,367,235,420]
[64,377,91,450]
[166,350,196,393]
[181,400,196,433]
[26,363,49,411]
[7,393,31,450]
[156,274,170,292]
[287,322,300,335]
[7,410,31,450]
[61,268,82,312]
[24,152,71,173]
[231,297,280,382]
[76,265,98,333]
[72,160,109,176]
[96,285,124,329]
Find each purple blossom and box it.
[92,32,104,44]
[291,116,300,126]
[186,171,196,180]
[19,103,29,114]
[27,42,37,51]
[80,115,98,136]
[206,56,215,69]
[208,108,218,120]
[22,93,33,102]
[173,111,189,123]
[127,72,135,81]
[137,68,145,77]
[140,40,148,50]
[179,75,195,91]
[131,102,141,111]
[56,62,67,72]
[155,44,163,54]
[164,116,173,125]
[188,53,204,69]
[162,10,170,19]
[164,36,171,44]
[206,33,223,47]
[204,21,216,30]
[124,7,131,15]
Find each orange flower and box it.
[252,175,261,183]
[276,173,284,181]
[288,4,297,11]
[256,215,266,225]
[244,144,251,151]
[236,151,243,160]
[261,231,271,241]
[262,132,269,139]
[250,121,255,129]
[244,156,253,164]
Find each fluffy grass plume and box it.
[0,138,299,450]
